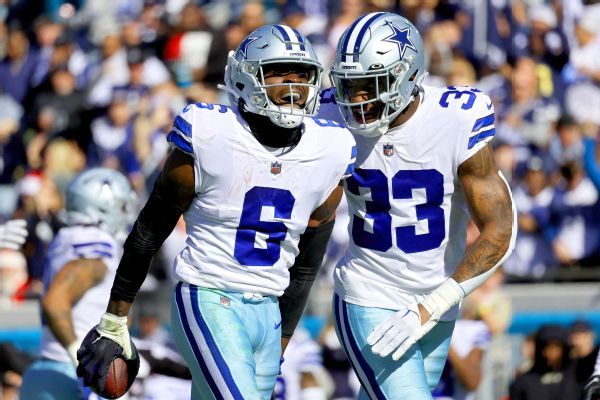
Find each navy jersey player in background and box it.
[76,25,356,399]
[318,12,516,399]
[20,168,135,400]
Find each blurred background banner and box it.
[1,0,600,399]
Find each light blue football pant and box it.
[19,359,99,400]
[171,282,282,400]
[333,293,455,400]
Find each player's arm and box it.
[77,148,195,391]
[447,346,484,391]
[369,145,515,360]
[418,144,515,322]
[279,184,343,352]
[42,258,107,364]
[108,148,196,316]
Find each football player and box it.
[583,353,600,400]
[20,168,135,400]
[76,25,356,399]
[319,12,516,399]
[274,328,332,400]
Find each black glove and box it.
[583,375,600,400]
[76,329,123,393]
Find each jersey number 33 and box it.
[347,168,446,254]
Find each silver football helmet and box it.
[64,168,136,238]
[330,12,426,137]
[222,24,323,128]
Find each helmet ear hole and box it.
[236,82,245,91]
[409,71,418,82]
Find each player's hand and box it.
[583,375,600,400]
[0,219,28,250]
[76,313,135,392]
[366,307,420,358]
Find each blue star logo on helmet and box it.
[239,35,261,59]
[382,21,417,59]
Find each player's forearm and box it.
[279,219,335,340]
[41,300,77,348]
[109,193,184,305]
[451,217,513,291]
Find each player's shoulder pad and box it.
[166,102,232,155]
[436,86,495,149]
[436,85,494,115]
[69,226,116,260]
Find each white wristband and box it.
[97,312,133,359]
[421,278,465,318]
[67,341,80,366]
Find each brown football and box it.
[99,357,128,399]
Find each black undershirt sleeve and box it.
[279,219,335,339]
[110,178,188,303]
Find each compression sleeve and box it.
[279,220,335,339]
[110,178,187,303]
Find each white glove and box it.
[387,279,465,361]
[96,312,133,359]
[367,307,420,358]
[0,219,28,250]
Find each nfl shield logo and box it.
[271,161,282,175]
[383,144,394,157]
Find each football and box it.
[95,357,129,399]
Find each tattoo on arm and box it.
[42,259,108,347]
[454,145,514,283]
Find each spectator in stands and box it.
[0,342,33,400]
[496,57,560,148]
[565,11,600,125]
[30,16,63,87]
[510,324,581,400]
[136,305,170,347]
[31,66,89,137]
[0,26,38,104]
[276,327,333,400]
[540,157,600,267]
[504,156,556,280]
[163,2,225,88]
[569,320,600,392]
[319,319,359,399]
[88,90,143,190]
[0,93,25,187]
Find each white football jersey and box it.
[40,225,121,363]
[167,103,356,296]
[321,85,497,317]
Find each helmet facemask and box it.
[331,56,421,137]
[221,25,324,129]
[253,60,322,128]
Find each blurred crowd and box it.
[1,0,600,399]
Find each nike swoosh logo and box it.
[377,49,392,55]
[274,321,282,329]
[486,100,493,110]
